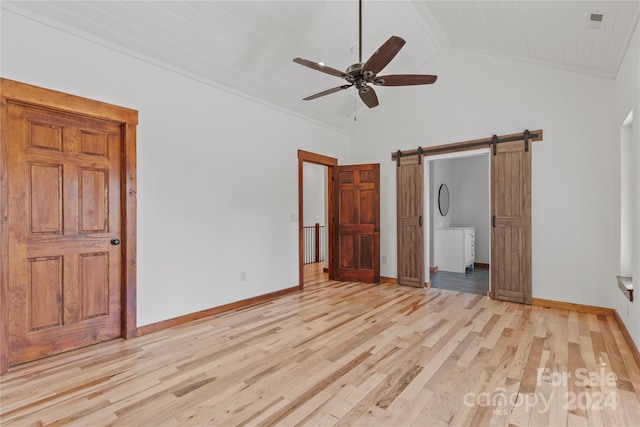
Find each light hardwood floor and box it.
[1,264,639,426]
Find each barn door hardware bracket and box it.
[524,129,530,152]
[417,146,423,164]
[492,135,498,156]
[396,150,401,167]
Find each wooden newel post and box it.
[314,223,320,263]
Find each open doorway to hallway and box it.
[427,150,490,296]
[297,150,336,289]
[302,162,329,286]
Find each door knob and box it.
[111,239,121,246]
[374,227,380,232]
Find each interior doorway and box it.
[297,151,381,288]
[302,162,329,285]
[426,149,491,296]
[297,150,337,289]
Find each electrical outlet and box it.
[240,271,246,281]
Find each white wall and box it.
[349,47,618,311]
[449,155,490,264]
[431,159,454,229]
[1,10,349,326]
[429,159,454,268]
[612,22,640,349]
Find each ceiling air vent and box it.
[588,12,605,29]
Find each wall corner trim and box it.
[613,309,640,370]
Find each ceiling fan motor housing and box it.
[345,62,375,91]
[345,62,364,82]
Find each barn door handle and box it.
[374,227,380,232]
[419,216,423,227]
[492,216,496,228]
[111,239,121,246]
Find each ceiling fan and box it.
[292,0,437,108]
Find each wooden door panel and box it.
[79,130,109,157]
[7,103,123,366]
[339,190,355,224]
[80,168,109,233]
[396,155,424,287]
[359,189,374,224]
[339,234,355,269]
[335,164,380,283]
[29,256,64,330]
[339,169,354,184]
[80,252,110,319]
[30,122,64,151]
[30,164,64,233]
[359,235,374,270]
[491,140,531,304]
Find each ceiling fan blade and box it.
[358,86,379,108]
[373,74,438,86]
[362,36,406,75]
[303,84,353,101]
[293,58,347,79]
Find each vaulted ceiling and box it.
[3,1,639,133]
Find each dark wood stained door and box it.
[396,155,424,287]
[334,164,380,283]
[7,103,123,366]
[491,140,532,304]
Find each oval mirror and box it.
[438,184,450,216]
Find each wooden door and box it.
[491,140,532,304]
[396,155,424,287]
[334,164,380,283]
[6,103,124,366]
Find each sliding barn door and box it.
[491,140,532,304]
[396,155,424,287]
[334,164,380,283]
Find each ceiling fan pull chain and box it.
[354,91,358,121]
